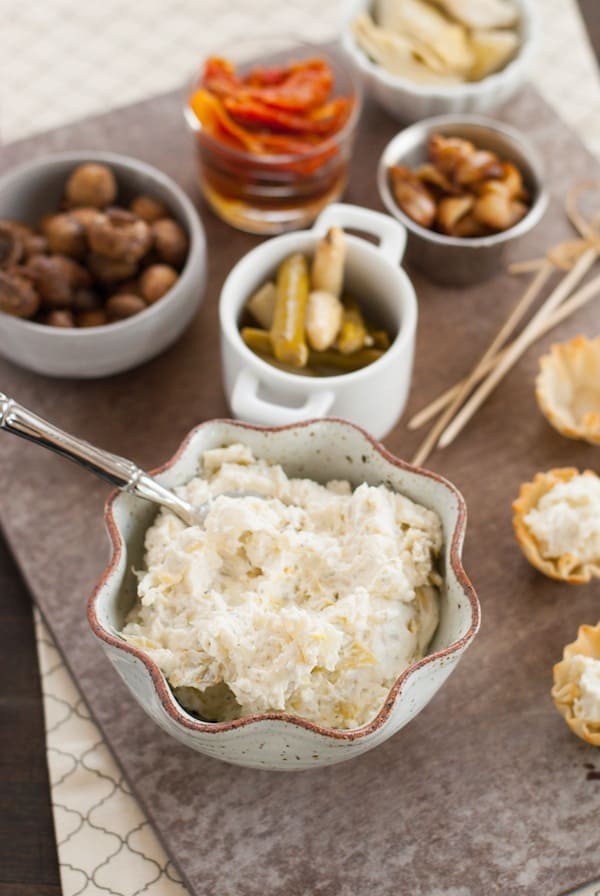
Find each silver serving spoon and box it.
[0,393,234,527]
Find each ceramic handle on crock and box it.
[0,393,197,525]
[230,369,335,427]
[313,203,407,265]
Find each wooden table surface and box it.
[1,7,599,895]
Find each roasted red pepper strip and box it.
[201,56,241,98]
[190,55,352,161]
[224,96,350,135]
[201,57,334,110]
[244,65,289,87]
[239,61,333,111]
[190,88,263,153]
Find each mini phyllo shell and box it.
[536,335,600,446]
[552,622,600,747]
[512,467,600,584]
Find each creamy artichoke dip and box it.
[122,444,442,730]
[567,655,600,724]
[524,474,600,565]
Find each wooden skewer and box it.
[410,261,554,467]
[438,247,598,449]
[508,258,547,275]
[409,270,600,430]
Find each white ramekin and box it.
[341,0,538,122]
[219,203,416,440]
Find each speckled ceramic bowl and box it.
[88,418,480,770]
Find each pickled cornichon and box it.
[241,327,383,374]
[270,252,309,367]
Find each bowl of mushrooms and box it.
[0,151,206,377]
[377,114,547,285]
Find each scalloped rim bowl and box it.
[88,418,480,770]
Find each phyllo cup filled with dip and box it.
[184,38,362,234]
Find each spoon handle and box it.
[0,393,196,525]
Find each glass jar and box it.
[184,38,362,234]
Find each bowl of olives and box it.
[0,151,206,377]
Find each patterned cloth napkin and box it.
[13,0,600,893]
[35,611,188,896]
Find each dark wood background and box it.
[1,5,599,894]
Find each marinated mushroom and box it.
[428,135,475,176]
[453,150,504,186]
[88,208,151,263]
[87,252,139,284]
[0,269,40,318]
[27,255,90,307]
[72,286,103,312]
[44,309,75,328]
[22,234,48,261]
[152,218,189,267]
[65,163,118,209]
[451,212,490,238]
[473,192,528,230]
[475,161,528,201]
[436,195,474,234]
[40,213,87,258]
[105,293,147,321]
[130,195,169,223]
[389,166,437,228]
[416,163,456,194]
[139,264,178,304]
[69,206,103,232]
[0,222,24,267]
[114,277,141,295]
[388,132,532,238]
[77,309,108,327]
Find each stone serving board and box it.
[0,84,599,895]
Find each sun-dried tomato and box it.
[244,65,289,88]
[190,89,262,153]
[190,55,353,162]
[237,59,333,111]
[202,57,240,99]
[224,96,351,136]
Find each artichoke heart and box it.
[431,0,518,30]
[375,0,474,75]
[468,28,519,80]
[353,13,462,84]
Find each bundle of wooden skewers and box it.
[410,183,600,467]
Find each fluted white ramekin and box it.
[341,0,537,122]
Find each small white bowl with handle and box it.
[219,203,416,439]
